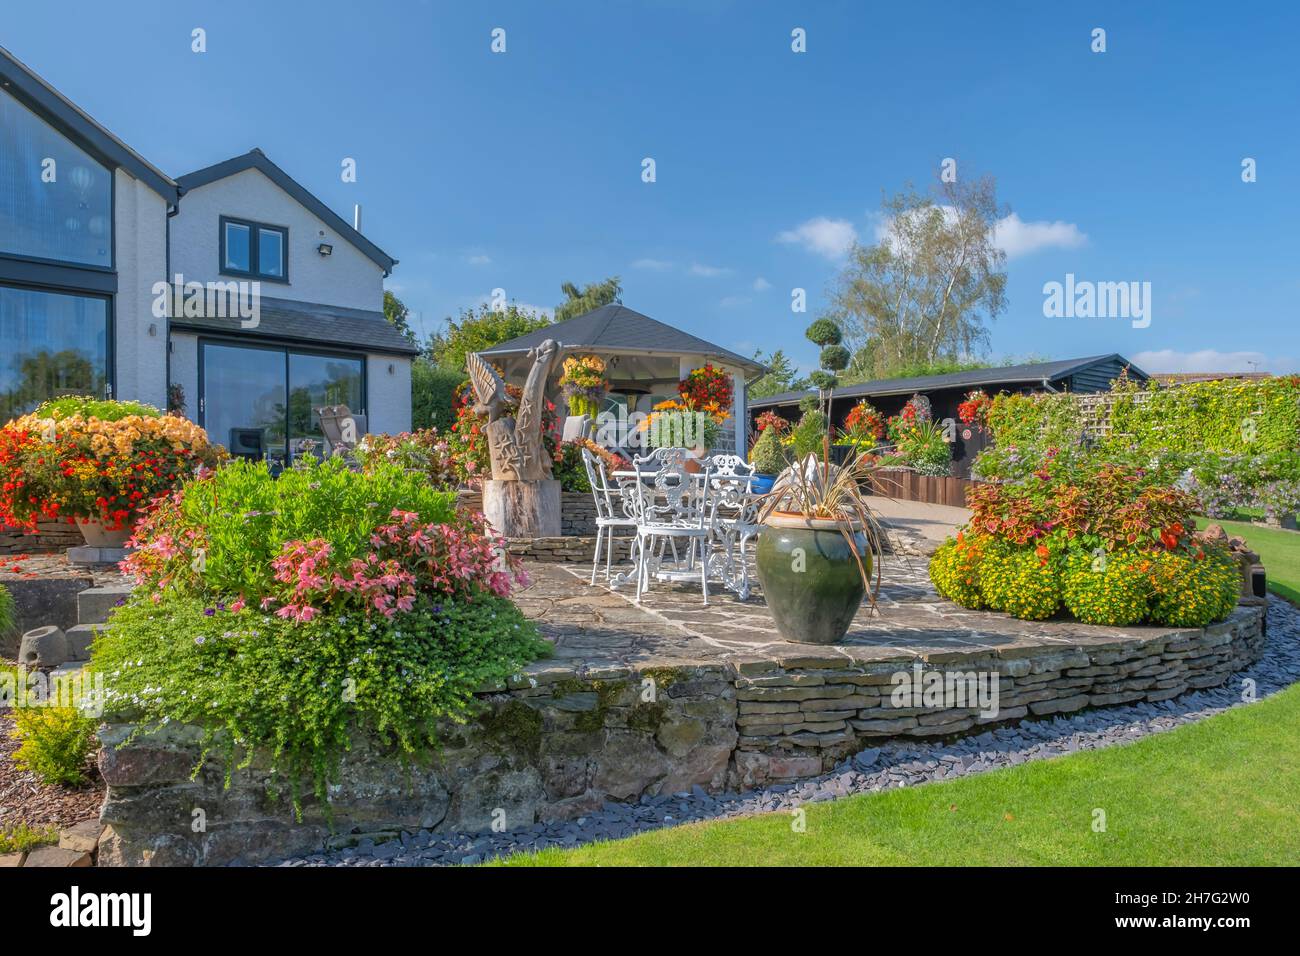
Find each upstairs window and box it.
[220,216,287,281]
[0,88,112,268]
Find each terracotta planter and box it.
[755,512,871,644]
[75,517,133,549]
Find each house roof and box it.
[750,354,1148,409]
[176,149,398,275]
[169,295,420,356]
[0,45,178,203]
[478,303,768,378]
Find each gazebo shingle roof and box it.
[478,304,767,376]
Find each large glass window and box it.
[0,284,109,423]
[201,341,363,463]
[0,89,112,267]
[220,217,287,281]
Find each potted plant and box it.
[753,316,883,644]
[755,447,884,643]
[0,397,220,547]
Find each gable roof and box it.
[478,303,768,377]
[750,354,1148,408]
[176,149,397,275]
[0,45,178,203]
[170,295,419,356]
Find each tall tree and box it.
[427,303,553,374]
[748,348,810,398]
[554,277,622,323]
[826,176,1008,381]
[383,290,417,345]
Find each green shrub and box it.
[980,547,1060,620]
[750,427,788,475]
[10,706,98,786]
[92,592,548,809]
[411,359,465,432]
[0,822,58,854]
[1060,549,1152,626]
[0,583,14,640]
[122,456,457,604]
[1147,545,1240,628]
[554,441,591,493]
[929,536,987,609]
[790,410,827,459]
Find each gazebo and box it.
[478,303,768,456]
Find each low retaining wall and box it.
[0,519,82,555]
[97,603,1265,866]
[458,490,598,537]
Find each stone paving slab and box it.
[514,557,1206,677]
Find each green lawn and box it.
[1195,516,1300,603]
[505,681,1300,866]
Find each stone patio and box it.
[512,556,1238,672]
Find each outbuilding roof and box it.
[749,354,1148,408]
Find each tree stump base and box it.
[482,479,562,538]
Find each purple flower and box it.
[203,607,215,617]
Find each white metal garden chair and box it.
[703,454,760,600]
[630,448,716,605]
[579,447,638,585]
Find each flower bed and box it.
[930,460,1241,627]
[90,457,550,812]
[0,397,220,534]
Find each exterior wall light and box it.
[317,243,333,256]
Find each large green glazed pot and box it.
[755,513,870,644]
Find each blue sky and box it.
[6,0,1299,374]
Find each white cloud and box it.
[992,212,1087,259]
[1131,349,1298,374]
[776,216,858,260]
[689,262,732,277]
[632,257,673,271]
[752,276,772,291]
[466,254,492,265]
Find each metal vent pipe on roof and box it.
[353,204,361,231]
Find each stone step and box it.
[64,623,108,661]
[77,585,134,626]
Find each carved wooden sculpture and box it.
[465,340,559,481]
[467,340,563,537]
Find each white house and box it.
[0,46,414,458]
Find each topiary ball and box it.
[809,370,838,390]
[980,546,1061,620]
[805,318,843,347]
[819,344,851,372]
[929,534,987,609]
[1060,549,1152,626]
[1147,544,1240,628]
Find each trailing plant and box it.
[97,454,550,813]
[92,591,549,813]
[0,822,58,854]
[842,400,886,442]
[677,364,734,420]
[0,397,221,532]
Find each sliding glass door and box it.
[200,340,363,463]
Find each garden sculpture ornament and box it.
[466,340,560,480]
